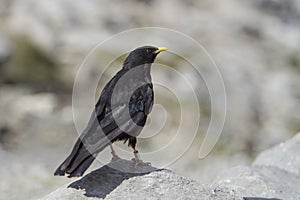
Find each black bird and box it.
[54,46,168,177]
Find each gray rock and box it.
[40,185,98,200]
[41,158,241,200]
[253,133,300,175]
[42,133,300,200]
[67,158,159,198]
[105,171,240,200]
[214,165,300,200]
[215,133,300,200]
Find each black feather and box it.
[54,46,164,177]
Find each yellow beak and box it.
[155,47,169,54]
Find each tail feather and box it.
[54,111,134,177]
[68,155,96,177]
[54,139,96,177]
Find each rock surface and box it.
[42,159,240,200]
[253,133,300,175]
[41,133,300,200]
[214,133,300,200]
[214,166,300,200]
[104,171,239,200]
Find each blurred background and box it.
[1,0,300,199]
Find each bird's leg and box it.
[133,147,141,160]
[132,147,151,166]
[110,144,119,160]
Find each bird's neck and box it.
[143,64,152,83]
[123,63,152,83]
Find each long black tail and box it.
[54,138,97,177]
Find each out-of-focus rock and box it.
[12,93,57,119]
[1,0,300,154]
[253,0,300,23]
[0,36,11,67]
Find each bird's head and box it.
[123,46,168,69]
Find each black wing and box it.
[54,71,154,177]
[54,72,119,177]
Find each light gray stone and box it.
[215,133,300,200]
[42,133,300,200]
[40,185,99,200]
[41,158,241,200]
[214,165,300,200]
[105,171,240,200]
[253,133,300,175]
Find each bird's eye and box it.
[146,49,150,53]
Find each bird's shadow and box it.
[68,157,161,198]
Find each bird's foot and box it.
[131,158,151,166]
[111,155,120,162]
[132,150,151,166]
[111,151,120,162]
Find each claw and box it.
[111,154,120,162]
[131,158,151,166]
[131,148,151,166]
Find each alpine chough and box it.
[54,46,168,177]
